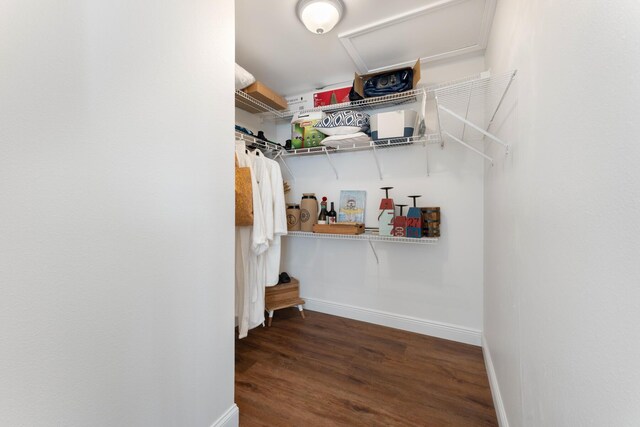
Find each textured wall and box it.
[0,1,236,425]
[484,0,640,425]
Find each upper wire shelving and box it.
[281,134,441,157]
[235,70,517,169]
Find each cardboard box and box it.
[370,109,419,140]
[353,59,421,98]
[286,92,314,113]
[313,87,351,107]
[291,111,325,149]
[236,81,288,113]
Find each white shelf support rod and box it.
[443,131,494,166]
[487,69,518,131]
[420,87,428,138]
[425,144,430,177]
[460,79,476,141]
[368,239,380,264]
[323,148,339,179]
[434,96,445,149]
[370,144,383,180]
[278,156,296,182]
[438,105,510,152]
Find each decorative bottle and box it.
[318,197,328,224]
[327,202,337,224]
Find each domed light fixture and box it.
[297,0,344,35]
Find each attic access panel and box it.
[339,0,496,73]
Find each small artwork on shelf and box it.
[338,190,366,223]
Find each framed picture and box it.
[338,190,366,223]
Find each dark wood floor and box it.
[235,309,497,426]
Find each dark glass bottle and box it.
[327,202,337,224]
[318,198,328,224]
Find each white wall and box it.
[0,1,237,426]
[483,0,640,425]
[275,57,488,345]
[235,107,277,143]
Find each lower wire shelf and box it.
[283,230,439,245]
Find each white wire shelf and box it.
[280,133,441,158]
[235,69,518,168]
[234,131,283,155]
[281,89,423,119]
[235,90,288,119]
[433,70,517,163]
[284,230,439,245]
[235,71,515,122]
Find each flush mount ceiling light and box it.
[297,0,344,35]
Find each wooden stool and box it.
[265,278,305,326]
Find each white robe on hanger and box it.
[249,151,273,330]
[235,144,267,338]
[264,156,288,286]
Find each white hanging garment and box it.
[264,156,287,286]
[248,151,273,330]
[235,144,267,338]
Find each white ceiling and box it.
[236,0,496,97]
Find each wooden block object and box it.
[392,216,407,237]
[312,222,365,235]
[421,207,441,238]
[265,278,305,326]
[406,207,423,238]
[236,81,288,113]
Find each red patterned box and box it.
[313,87,351,107]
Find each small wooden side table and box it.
[265,277,305,326]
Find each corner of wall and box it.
[482,335,509,427]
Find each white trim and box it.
[482,335,509,427]
[210,404,239,427]
[302,297,481,346]
[338,0,496,73]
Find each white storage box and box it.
[370,109,419,140]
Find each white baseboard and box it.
[482,335,509,427]
[302,297,481,346]
[210,404,239,427]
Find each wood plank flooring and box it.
[235,309,497,426]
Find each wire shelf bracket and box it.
[370,143,383,180]
[368,239,380,264]
[435,95,445,150]
[278,156,295,182]
[486,70,518,133]
[323,148,339,179]
[443,131,494,165]
[438,104,510,155]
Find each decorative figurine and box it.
[393,204,408,237]
[378,187,395,237]
[407,195,423,238]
